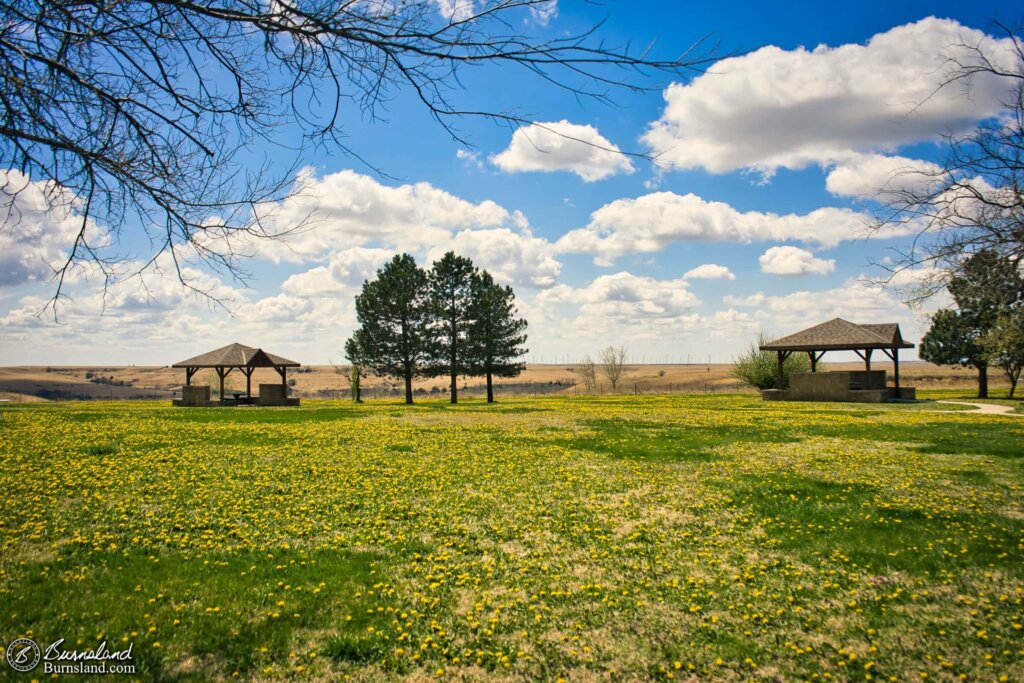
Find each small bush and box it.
[732,332,812,390]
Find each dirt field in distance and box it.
[0,360,1007,402]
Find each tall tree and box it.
[919,309,990,398]
[948,250,1024,329]
[979,309,1024,398]
[427,252,477,404]
[937,250,1024,396]
[344,254,429,404]
[0,0,711,308]
[467,271,528,403]
[599,345,628,391]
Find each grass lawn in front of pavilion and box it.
[0,393,1022,681]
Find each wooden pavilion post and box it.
[892,347,900,390]
[244,366,254,398]
[808,351,821,373]
[216,367,236,402]
[776,350,791,389]
[854,349,873,374]
[275,365,288,397]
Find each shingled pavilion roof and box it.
[760,318,914,352]
[172,343,300,369]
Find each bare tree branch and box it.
[868,19,1024,303]
[0,0,715,316]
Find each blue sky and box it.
[1,0,1020,365]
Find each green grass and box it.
[1,394,1022,681]
[8,550,383,680]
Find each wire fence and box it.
[1,378,754,403]
[0,389,175,402]
[293,379,754,402]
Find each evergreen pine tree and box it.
[426,252,478,404]
[467,270,528,403]
[930,250,1024,397]
[919,309,989,397]
[344,254,429,404]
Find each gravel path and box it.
[936,400,1022,416]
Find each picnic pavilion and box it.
[760,318,916,402]
[171,343,300,407]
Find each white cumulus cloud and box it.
[251,169,563,290]
[723,292,766,307]
[537,271,699,320]
[0,171,105,287]
[556,191,881,263]
[733,279,929,346]
[759,246,836,276]
[456,149,485,170]
[491,120,634,182]
[642,18,1019,177]
[527,0,557,26]
[281,247,395,299]
[434,0,474,22]
[429,228,562,289]
[253,169,512,262]
[825,153,942,198]
[683,263,735,280]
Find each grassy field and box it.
[1,394,1022,681]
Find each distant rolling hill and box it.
[0,361,1002,402]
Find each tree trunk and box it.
[1009,373,1018,399]
[404,367,414,404]
[486,369,494,403]
[449,313,458,404]
[977,364,988,399]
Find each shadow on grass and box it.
[549,406,1023,465]
[551,418,797,464]
[7,548,389,680]
[721,474,1024,575]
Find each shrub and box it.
[576,356,597,392]
[732,332,812,390]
